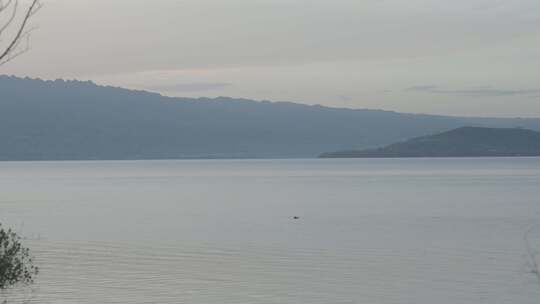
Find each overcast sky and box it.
[3,0,540,117]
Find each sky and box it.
[3,0,540,117]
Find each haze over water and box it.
[1,158,540,303]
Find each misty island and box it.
[320,127,540,158]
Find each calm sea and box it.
[1,158,540,303]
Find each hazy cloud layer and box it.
[3,0,540,117]
[144,82,232,93]
[408,85,540,97]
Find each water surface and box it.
[1,158,540,303]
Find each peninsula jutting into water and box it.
[320,127,540,158]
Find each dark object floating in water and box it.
[293,216,300,220]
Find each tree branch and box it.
[525,225,540,284]
[0,0,41,65]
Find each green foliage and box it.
[0,225,38,289]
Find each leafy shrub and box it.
[0,225,38,289]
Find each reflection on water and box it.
[1,158,540,303]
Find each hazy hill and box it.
[320,127,540,158]
[2,75,540,160]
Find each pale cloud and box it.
[407,85,540,97]
[3,0,540,117]
[143,82,232,93]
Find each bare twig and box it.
[524,225,540,283]
[0,0,18,36]
[0,26,34,65]
[0,0,41,65]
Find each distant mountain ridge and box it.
[320,127,540,158]
[1,75,540,160]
